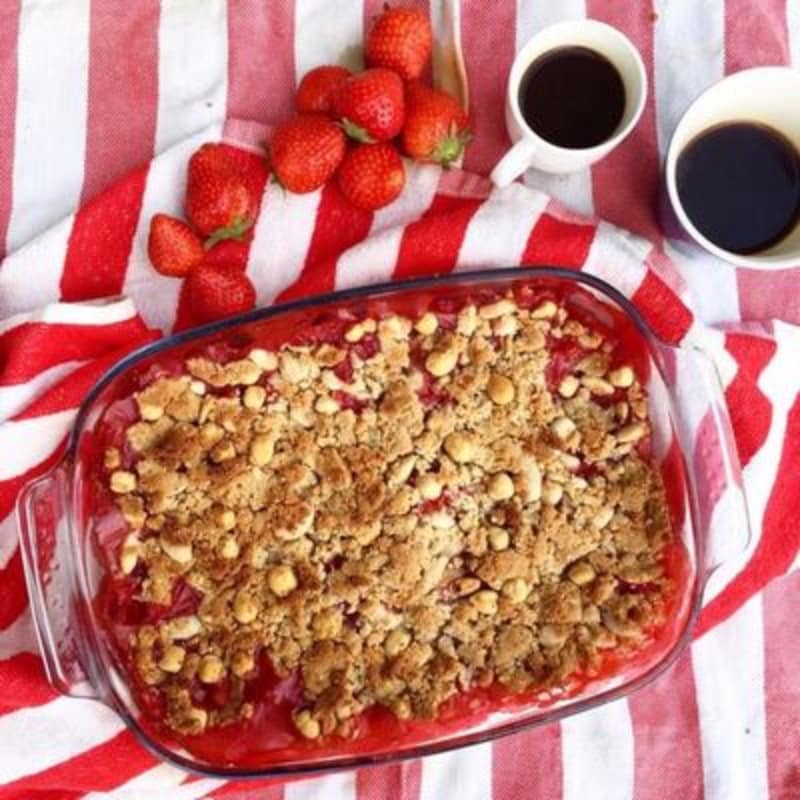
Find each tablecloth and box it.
[0,2,798,799]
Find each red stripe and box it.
[0,316,151,386]
[586,2,661,242]
[357,762,422,800]
[628,653,705,800]
[13,337,160,421]
[520,211,596,269]
[725,0,789,72]
[60,165,149,302]
[459,0,516,176]
[276,182,373,303]
[0,730,156,799]
[631,270,693,345]
[0,792,78,800]
[394,193,484,279]
[492,723,562,800]
[724,333,777,467]
[737,269,800,325]
[0,653,57,714]
[208,779,284,799]
[80,0,159,204]
[227,0,295,124]
[763,571,800,800]
[357,765,403,800]
[0,0,20,260]
[0,549,27,631]
[696,391,800,637]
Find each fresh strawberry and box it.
[365,6,432,81]
[296,65,352,114]
[332,68,405,143]
[185,143,258,243]
[203,236,252,271]
[147,214,204,277]
[402,81,471,167]
[186,262,256,323]
[337,142,405,211]
[270,114,346,193]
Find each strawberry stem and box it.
[340,118,375,144]
[433,128,472,169]
[204,216,254,250]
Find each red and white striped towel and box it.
[0,2,798,799]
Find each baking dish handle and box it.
[16,465,97,699]
[670,344,753,573]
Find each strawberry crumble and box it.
[93,289,677,751]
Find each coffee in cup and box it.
[666,67,800,267]
[491,20,647,187]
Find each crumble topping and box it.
[100,292,674,740]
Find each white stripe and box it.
[248,186,322,305]
[6,0,90,252]
[293,0,364,77]
[524,170,594,218]
[455,183,549,270]
[0,410,73,481]
[0,608,37,660]
[665,240,740,325]
[789,0,800,67]
[83,764,187,800]
[582,221,649,298]
[692,594,769,800]
[419,742,493,800]
[155,0,228,154]
[0,297,138,337]
[652,0,724,157]
[285,770,357,800]
[704,322,800,602]
[561,699,635,800]
[370,162,441,235]
[335,162,440,289]
[122,123,223,332]
[165,778,227,800]
[0,359,85,422]
[515,0,594,216]
[0,215,76,318]
[1,512,21,569]
[0,696,124,784]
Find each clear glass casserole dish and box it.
[16,267,750,778]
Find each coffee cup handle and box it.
[490,138,538,188]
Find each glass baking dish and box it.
[16,267,750,778]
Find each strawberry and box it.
[365,6,432,81]
[402,81,471,167]
[337,142,405,211]
[147,214,204,277]
[186,262,256,323]
[332,68,405,143]
[270,114,346,193]
[185,143,258,243]
[296,65,352,115]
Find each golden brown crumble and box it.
[103,293,674,740]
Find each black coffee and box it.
[519,46,626,149]
[675,122,800,255]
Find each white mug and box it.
[665,66,800,269]
[490,20,648,187]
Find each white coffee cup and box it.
[490,20,648,187]
[665,67,800,269]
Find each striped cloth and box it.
[0,2,798,799]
